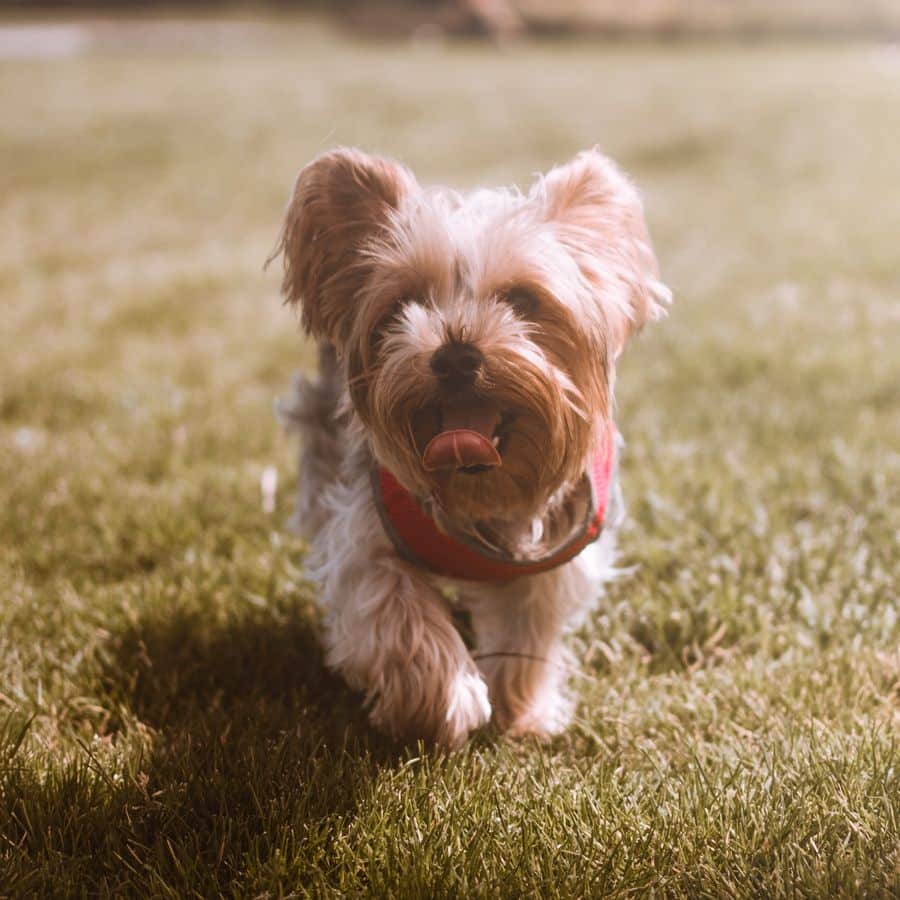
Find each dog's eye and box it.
[376,298,410,334]
[371,298,420,354]
[387,298,407,323]
[503,289,540,319]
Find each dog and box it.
[272,147,670,747]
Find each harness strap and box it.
[372,423,615,583]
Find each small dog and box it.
[273,147,670,747]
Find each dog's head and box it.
[274,147,669,522]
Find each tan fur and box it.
[272,148,418,347]
[274,147,669,747]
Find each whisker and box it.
[346,368,377,388]
[472,651,597,682]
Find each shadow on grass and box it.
[98,594,415,775]
[103,603,368,739]
[5,594,506,892]
[22,603,409,891]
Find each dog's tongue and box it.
[422,400,501,472]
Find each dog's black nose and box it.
[430,342,484,390]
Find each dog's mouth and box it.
[418,398,515,476]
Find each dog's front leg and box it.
[324,558,491,747]
[312,481,491,747]
[465,563,590,738]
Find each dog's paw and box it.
[481,660,574,740]
[442,667,492,747]
[503,691,573,740]
[368,662,491,749]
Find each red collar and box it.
[372,423,615,583]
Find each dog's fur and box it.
[273,147,670,747]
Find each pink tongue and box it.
[421,401,502,472]
[423,429,501,471]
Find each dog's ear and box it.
[272,147,418,349]
[535,148,671,356]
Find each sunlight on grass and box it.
[1,19,898,897]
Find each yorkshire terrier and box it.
[273,147,670,747]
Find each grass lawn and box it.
[2,18,899,897]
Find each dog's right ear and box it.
[272,147,417,349]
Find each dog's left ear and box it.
[535,148,671,356]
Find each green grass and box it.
[2,20,900,897]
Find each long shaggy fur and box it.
[274,147,669,747]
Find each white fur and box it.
[287,379,620,746]
[274,147,668,747]
[301,427,494,747]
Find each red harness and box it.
[372,424,615,583]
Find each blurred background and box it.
[5,0,900,42]
[3,1,900,894]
